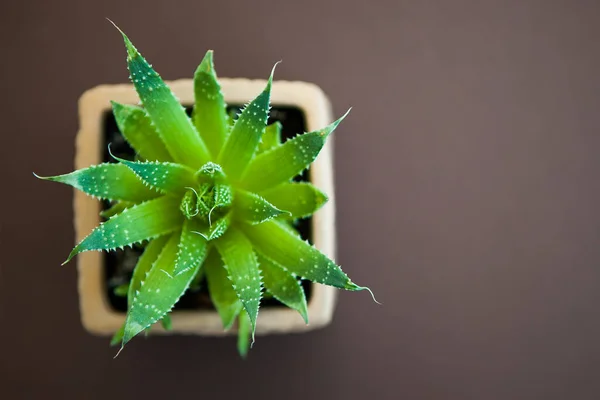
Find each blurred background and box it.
[2,0,600,398]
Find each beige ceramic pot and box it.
[75,78,338,337]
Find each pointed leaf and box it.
[242,220,361,290]
[193,50,228,158]
[122,231,202,345]
[115,26,210,168]
[66,196,183,263]
[111,102,172,162]
[173,219,208,276]
[214,229,262,333]
[111,151,197,195]
[205,248,243,330]
[35,164,158,202]
[218,64,277,180]
[260,182,328,219]
[233,189,289,224]
[241,111,349,192]
[100,201,134,219]
[237,310,251,358]
[128,235,170,305]
[258,254,308,323]
[258,121,282,154]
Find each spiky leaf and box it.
[237,310,251,358]
[233,190,289,224]
[205,249,243,329]
[260,182,328,219]
[242,220,361,290]
[214,229,262,333]
[122,231,203,345]
[193,50,228,158]
[65,196,183,263]
[35,164,158,202]
[110,235,170,346]
[128,236,169,304]
[115,25,210,168]
[173,219,207,276]
[241,111,349,191]
[258,254,308,323]
[111,152,197,195]
[218,65,276,180]
[111,102,172,162]
[258,121,282,153]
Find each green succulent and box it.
[36,24,374,357]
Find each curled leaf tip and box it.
[106,144,129,165]
[349,284,381,304]
[266,61,281,88]
[32,172,48,180]
[113,345,125,359]
[107,19,137,58]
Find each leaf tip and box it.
[32,172,49,180]
[198,50,215,73]
[107,19,137,59]
[347,283,381,304]
[266,61,281,89]
[113,345,125,359]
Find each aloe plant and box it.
[36,25,375,357]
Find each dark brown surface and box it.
[2,1,600,399]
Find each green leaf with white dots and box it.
[174,219,208,276]
[218,64,277,180]
[258,253,308,323]
[128,235,169,305]
[233,190,289,224]
[122,231,203,345]
[35,164,158,202]
[214,229,262,334]
[114,25,211,169]
[258,121,282,153]
[193,50,228,158]
[237,310,251,359]
[242,220,362,291]
[260,182,328,219]
[205,248,243,330]
[111,102,172,162]
[241,111,349,192]
[111,152,197,195]
[110,235,169,346]
[65,196,183,264]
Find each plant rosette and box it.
[36,24,376,357]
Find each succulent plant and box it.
[35,24,375,357]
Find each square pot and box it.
[75,78,338,337]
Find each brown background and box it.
[2,0,600,399]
